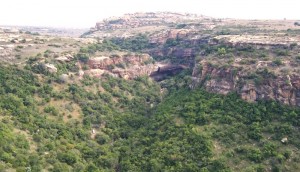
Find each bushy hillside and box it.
[1,12,300,172]
[0,64,299,171]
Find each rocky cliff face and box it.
[150,47,195,59]
[87,54,158,79]
[149,29,190,45]
[192,62,300,106]
[147,31,211,66]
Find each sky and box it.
[0,0,299,28]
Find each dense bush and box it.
[0,64,299,171]
[110,34,152,51]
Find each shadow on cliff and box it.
[150,64,188,81]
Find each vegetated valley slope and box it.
[0,12,299,171]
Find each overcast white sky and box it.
[0,0,299,28]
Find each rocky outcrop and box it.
[88,54,150,69]
[0,45,13,61]
[88,56,112,69]
[192,62,300,107]
[148,34,211,66]
[149,29,190,45]
[240,75,300,106]
[44,63,57,73]
[87,53,157,79]
[56,54,74,62]
[192,62,237,94]
[112,64,157,79]
[84,69,107,77]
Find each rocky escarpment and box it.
[214,34,300,47]
[92,12,207,31]
[148,30,211,66]
[83,12,215,39]
[192,62,300,106]
[86,54,157,79]
[81,12,300,108]
[86,53,190,81]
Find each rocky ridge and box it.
[214,34,300,47]
[93,12,208,31]
[82,12,300,107]
[84,12,215,38]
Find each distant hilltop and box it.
[91,12,212,32]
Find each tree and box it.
[76,53,89,63]
[57,152,78,165]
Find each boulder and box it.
[44,63,57,73]
[281,137,288,143]
[56,54,74,62]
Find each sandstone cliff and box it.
[192,62,300,106]
[87,53,157,79]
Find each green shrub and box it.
[176,24,187,29]
[76,53,89,63]
[275,49,289,56]
[273,58,283,66]
[44,106,59,115]
[217,47,227,56]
